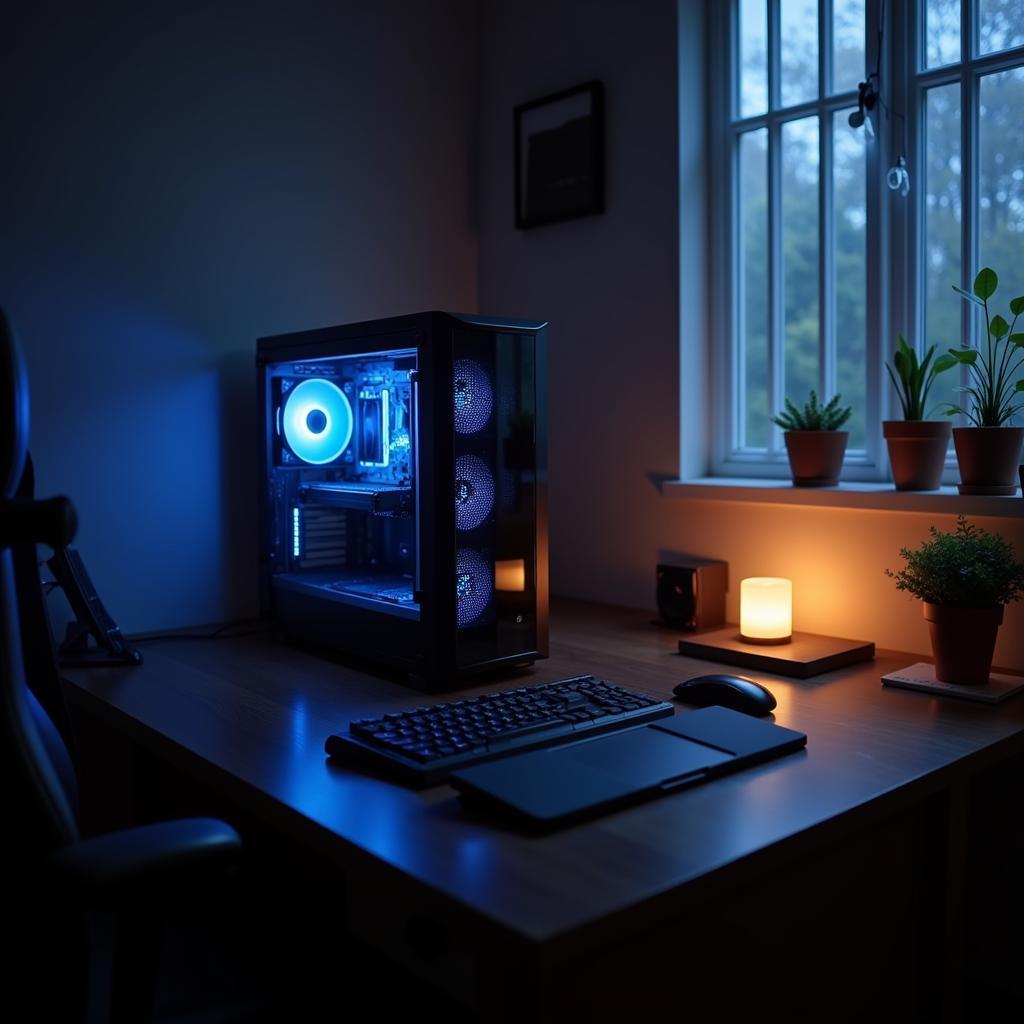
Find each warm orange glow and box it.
[740,577,792,643]
[495,559,526,591]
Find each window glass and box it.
[926,0,961,68]
[833,0,865,95]
[739,129,770,447]
[782,116,820,405]
[781,0,819,106]
[979,0,1024,55]
[923,83,962,418]
[979,68,1024,315]
[740,0,769,117]
[833,112,866,448]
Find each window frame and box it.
[905,0,1024,390]
[707,0,1024,484]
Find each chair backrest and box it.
[0,308,79,865]
[0,308,28,500]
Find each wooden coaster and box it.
[882,662,1024,704]
[678,628,875,679]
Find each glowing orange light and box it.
[495,559,526,592]
[740,577,792,643]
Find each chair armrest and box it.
[46,817,242,907]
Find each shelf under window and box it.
[663,477,1023,516]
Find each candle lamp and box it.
[678,573,874,678]
[739,577,792,644]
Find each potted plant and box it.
[772,390,851,486]
[883,335,957,490]
[886,515,1024,685]
[944,267,1024,494]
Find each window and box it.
[709,0,1024,480]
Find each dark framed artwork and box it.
[514,80,604,230]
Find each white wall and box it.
[0,1,479,631]
[479,0,1024,669]
[479,0,683,604]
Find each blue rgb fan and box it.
[456,548,492,628]
[282,378,353,465]
[454,454,495,531]
[453,359,493,434]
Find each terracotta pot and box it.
[952,426,1024,495]
[783,431,848,487]
[883,420,952,491]
[923,603,1003,686]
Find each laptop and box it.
[451,706,807,829]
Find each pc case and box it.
[257,311,548,687]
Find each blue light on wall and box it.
[282,377,353,464]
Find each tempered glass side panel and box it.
[452,329,538,668]
[263,346,420,622]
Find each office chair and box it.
[0,307,243,1022]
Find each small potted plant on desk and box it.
[883,335,957,490]
[945,267,1024,494]
[772,390,851,486]
[886,515,1024,686]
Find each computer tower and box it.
[257,311,548,687]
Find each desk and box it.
[62,600,1024,1022]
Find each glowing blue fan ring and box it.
[282,378,353,465]
[454,454,495,531]
[456,548,492,628]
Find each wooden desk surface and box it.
[61,600,1024,959]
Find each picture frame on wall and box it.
[514,80,604,230]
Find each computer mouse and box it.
[673,673,777,717]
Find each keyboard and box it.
[325,675,675,786]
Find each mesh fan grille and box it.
[452,359,493,434]
[455,548,492,628]
[454,454,495,531]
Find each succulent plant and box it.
[772,390,852,431]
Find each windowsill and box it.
[663,477,1024,516]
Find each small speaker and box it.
[656,559,727,631]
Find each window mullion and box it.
[769,120,784,455]
[768,0,784,454]
[961,1,976,350]
[819,0,833,403]
[820,109,834,402]
[872,0,897,447]
[734,130,748,448]
[822,0,833,98]
[769,0,781,110]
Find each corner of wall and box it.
[677,0,709,480]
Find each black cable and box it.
[131,622,270,644]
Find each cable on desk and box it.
[131,621,271,644]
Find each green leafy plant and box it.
[945,267,1024,426]
[772,390,852,431]
[886,334,957,420]
[885,515,1024,607]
